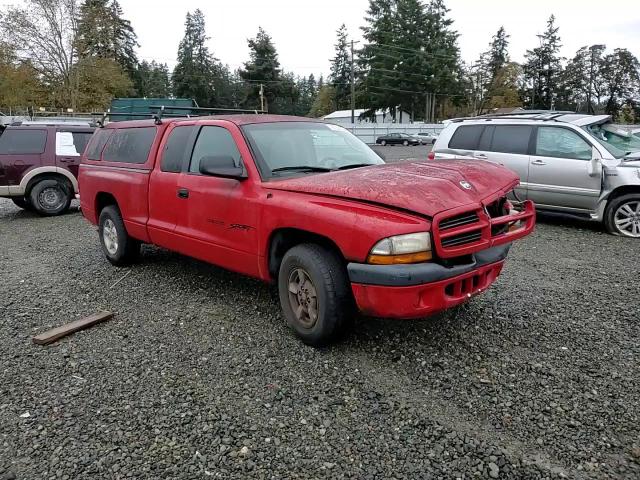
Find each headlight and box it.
[367,232,432,265]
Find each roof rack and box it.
[93,105,266,127]
[451,111,576,124]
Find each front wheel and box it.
[380,140,387,146]
[278,244,354,346]
[403,140,409,146]
[98,205,141,265]
[29,178,72,216]
[605,194,640,237]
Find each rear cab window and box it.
[85,129,113,161]
[102,127,157,165]
[0,129,47,155]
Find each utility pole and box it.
[259,84,266,112]
[350,40,356,124]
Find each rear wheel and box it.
[381,140,387,146]
[98,205,140,265]
[29,178,72,216]
[278,244,354,346]
[403,140,409,146]
[605,194,640,238]
[11,197,32,211]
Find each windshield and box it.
[583,124,640,158]
[242,122,384,178]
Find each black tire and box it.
[604,193,640,238]
[278,244,354,346]
[29,178,72,216]
[11,197,32,210]
[381,140,387,146]
[98,205,141,265]
[403,140,409,146]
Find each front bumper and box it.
[348,244,510,319]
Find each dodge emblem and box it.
[459,180,472,190]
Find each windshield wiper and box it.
[337,163,376,170]
[271,165,334,174]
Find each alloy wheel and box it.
[103,219,119,254]
[614,201,640,237]
[287,268,318,328]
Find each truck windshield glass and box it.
[242,122,384,177]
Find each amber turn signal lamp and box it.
[367,251,433,265]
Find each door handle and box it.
[531,160,547,166]
[474,153,487,159]
[177,188,189,199]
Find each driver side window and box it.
[189,126,242,173]
[536,127,592,161]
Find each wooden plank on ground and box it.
[32,311,113,345]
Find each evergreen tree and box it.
[239,28,282,112]
[523,15,562,109]
[136,60,171,98]
[420,0,464,119]
[172,9,217,106]
[358,0,397,119]
[329,24,352,110]
[487,26,509,79]
[76,0,139,79]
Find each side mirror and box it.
[588,150,603,178]
[199,155,247,179]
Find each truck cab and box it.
[79,115,535,345]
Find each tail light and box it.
[427,151,435,160]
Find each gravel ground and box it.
[0,197,639,480]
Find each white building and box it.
[323,108,412,125]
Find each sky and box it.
[3,0,640,77]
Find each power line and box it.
[364,43,461,61]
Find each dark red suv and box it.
[0,123,94,215]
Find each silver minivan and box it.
[433,112,640,238]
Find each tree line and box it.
[1,0,639,122]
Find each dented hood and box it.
[266,160,519,218]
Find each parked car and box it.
[79,115,535,345]
[0,123,94,215]
[415,131,440,145]
[432,112,640,238]
[375,132,421,146]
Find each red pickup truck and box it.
[79,115,535,345]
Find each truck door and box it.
[527,126,601,211]
[173,124,260,277]
[147,124,197,249]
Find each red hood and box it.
[266,160,519,218]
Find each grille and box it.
[441,230,483,248]
[439,211,479,230]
